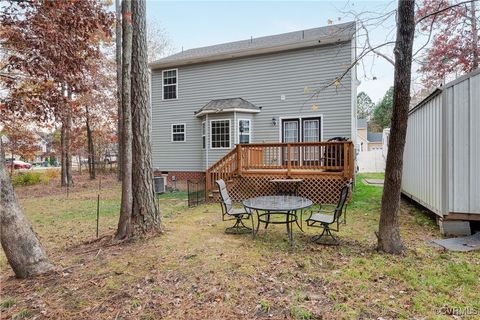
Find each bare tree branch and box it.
[360,21,394,66]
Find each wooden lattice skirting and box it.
[210,174,351,204]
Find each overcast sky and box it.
[145,0,412,103]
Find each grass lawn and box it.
[1,173,479,319]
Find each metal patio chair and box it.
[303,181,351,245]
[216,179,254,234]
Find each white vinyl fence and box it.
[357,149,385,173]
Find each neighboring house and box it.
[33,134,49,163]
[356,118,369,152]
[356,118,384,152]
[402,69,480,235]
[367,132,383,150]
[149,22,357,194]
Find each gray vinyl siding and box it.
[151,41,353,172]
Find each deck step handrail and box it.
[205,147,238,194]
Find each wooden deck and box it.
[206,141,355,204]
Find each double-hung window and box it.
[162,69,177,100]
[210,120,230,149]
[171,124,185,142]
[238,119,251,144]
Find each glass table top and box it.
[242,195,313,212]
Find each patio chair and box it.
[304,181,351,245]
[216,179,253,234]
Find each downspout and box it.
[233,111,237,145]
[205,114,209,170]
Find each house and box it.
[367,132,383,150]
[356,119,369,152]
[356,118,385,151]
[402,69,480,235]
[149,22,357,202]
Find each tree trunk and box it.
[0,141,54,278]
[60,122,67,187]
[471,1,478,70]
[86,105,96,180]
[116,0,123,182]
[66,91,73,187]
[377,0,415,254]
[115,0,134,240]
[130,0,161,234]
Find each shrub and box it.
[11,170,59,187]
[42,169,60,183]
[12,172,42,186]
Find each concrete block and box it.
[439,220,472,236]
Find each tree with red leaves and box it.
[0,0,113,186]
[417,0,479,86]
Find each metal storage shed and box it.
[402,69,480,235]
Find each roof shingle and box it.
[195,98,260,117]
[367,132,383,143]
[150,22,355,69]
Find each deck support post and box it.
[287,143,292,177]
[237,144,242,176]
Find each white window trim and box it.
[162,68,178,101]
[210,119,231,150]
[277,115,324,142]
[202,121,206,149]
[237,119,252,144]
[171,123,186,142]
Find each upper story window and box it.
[171,123,185,142]
[238,119,251,144]
[211,120,230,149]
[162,69,177,100]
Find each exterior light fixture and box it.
[272,117,278,126]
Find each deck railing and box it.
[206,141,354,195]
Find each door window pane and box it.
[283,121,299,143]
[303,120,319,142]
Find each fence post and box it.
[287,143,291,177]
[237,144,242,175]
[205,170,210,201]
[343,142,348,178]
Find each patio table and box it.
[242,195,313,243]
